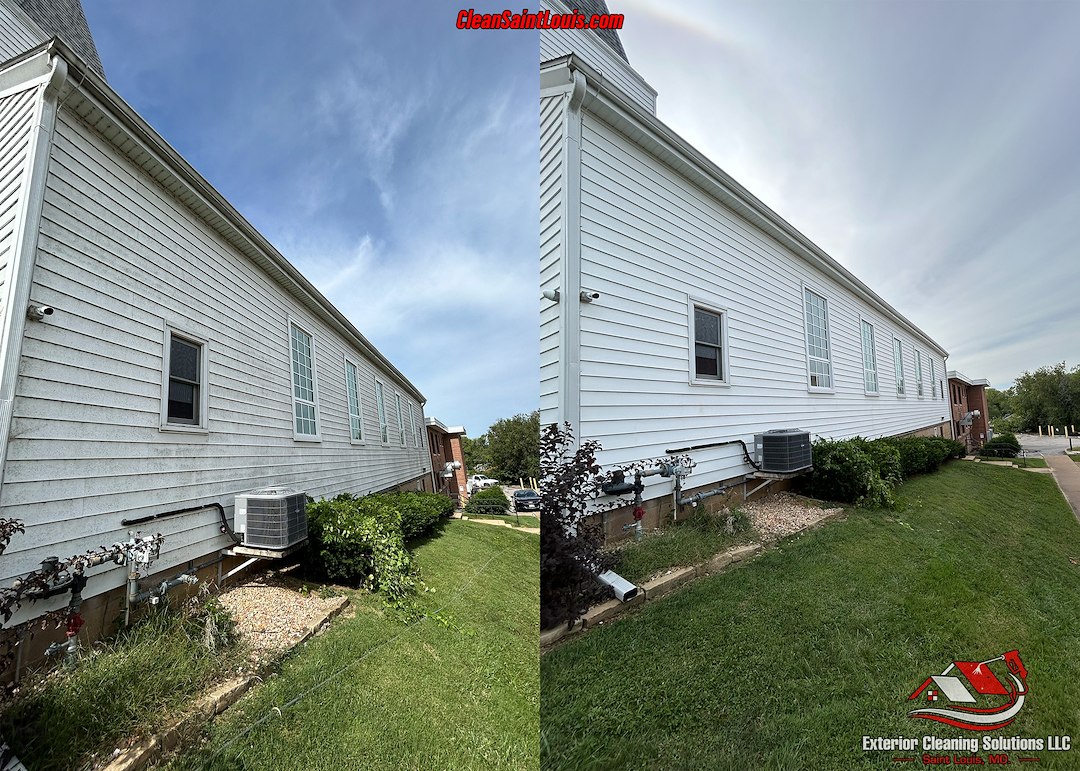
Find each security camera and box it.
[597,569,639,602]
[541,289,560,302]
[27,305,54,321]
[580,291,600,303]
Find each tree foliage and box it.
[1007,363,1080,432]
[460,434,491,474]
[483,411,540,483]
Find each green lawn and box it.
[172,521,538,770]
[612,507,751,584]
[541,462,1080,770]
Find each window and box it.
[804,288,832,389]
[894,338,905,395]
[344,359,363,442]
[915,350,924,397]
[415,407,423,447]
[162,330,207,429]
[396,393,406,446]
[861,320,878,393]
[375,379,388,442]
[929,359,936,398]
[692,305,726,382]
[289,322,319,438]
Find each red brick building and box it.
[947,371,990,452]
[425,418,468,507]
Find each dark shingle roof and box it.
[566,0,628,63]
[15,0,104,78]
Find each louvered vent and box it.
[754,430,813,473]
[234,487,308,549]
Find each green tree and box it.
[1010,362,1080,431]
[487,411,540,483]
[985,387,1014,421]
[460,434,491,474]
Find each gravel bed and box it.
[217,570,348,669]
[743,493,843,541]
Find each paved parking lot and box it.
[1016,432,1080,455]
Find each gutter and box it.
[0,39,426,405]
[547,55,949,360]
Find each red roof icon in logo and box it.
[908,650,1027,730]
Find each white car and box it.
[468,474,500,493]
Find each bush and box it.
[306,494,416,603]
[465,486,510,516]
[805,439,894,508]
[380,491,455,541]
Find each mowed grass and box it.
[173,521,539,771]
[541,462,1080,770]
[613,508,751,584]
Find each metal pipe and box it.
[678,484,731,507]
[664,439,762,471]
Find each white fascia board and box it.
[562,57,949,361]
[25,39,426,406]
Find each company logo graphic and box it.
[908,649,1028,730]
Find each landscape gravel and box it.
[216,570,348,668]
[743,493,843,541]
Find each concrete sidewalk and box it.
[1045,455,1080,523]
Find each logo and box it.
[908,649,1028,730]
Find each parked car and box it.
[512,489,541,512]
[469,474,501,494]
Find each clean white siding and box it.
[0,107,430,600]
[0,1,43,63]
[540,1,656,114]
[540,92,564,421]
[576,112,948,491]
[0,85,36,339]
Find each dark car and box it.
[512,489,541,512]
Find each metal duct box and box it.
[234,487,308,549]
[754,429,813,473]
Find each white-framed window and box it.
[915,350,924,397]
[689,299,729,384]
[396,393,406,446]
[930,359,936,398]
[344,357,363,443]
[860,319,878,394]
[893,338,905,396]
[804,287,832,390]
[289,321,320,439]
[160,327,208,432]
[375,378,388,443]
[414,406,423,448]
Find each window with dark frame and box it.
[167,334,201,425]
[693,306,724,380]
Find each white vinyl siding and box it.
[804,288,832,390]
[289,322,319,439]
[554,101,949,489]
[396,393,405,446]
[0,102,432,618]
[894,338,905,396]
[0,85,39,346]
[861,319,878,394]
[915,350,924,397]
[539,91,564,422]
[375,379,388,443]
[344,358,363,442]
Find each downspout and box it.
[558,68,588,439]
[0,54,67,494]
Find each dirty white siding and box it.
[574,110,949,490]
[539,0,656,114]
[0,85,36,343]
[539,92,563,421]
[0,104,430,603]
[0,1,42,63]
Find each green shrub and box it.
[380,492,455,541]
[989,432,1021,451]
[980,440,1020,458]
[850,437,903,484]
[306,494,416,603]
[465,486,510,515]
[805,439,894,508]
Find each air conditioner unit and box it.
[754,429,813,473]
[234,487,308,549]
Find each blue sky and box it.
[83,0,538,436]
[615,0,1080,390]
